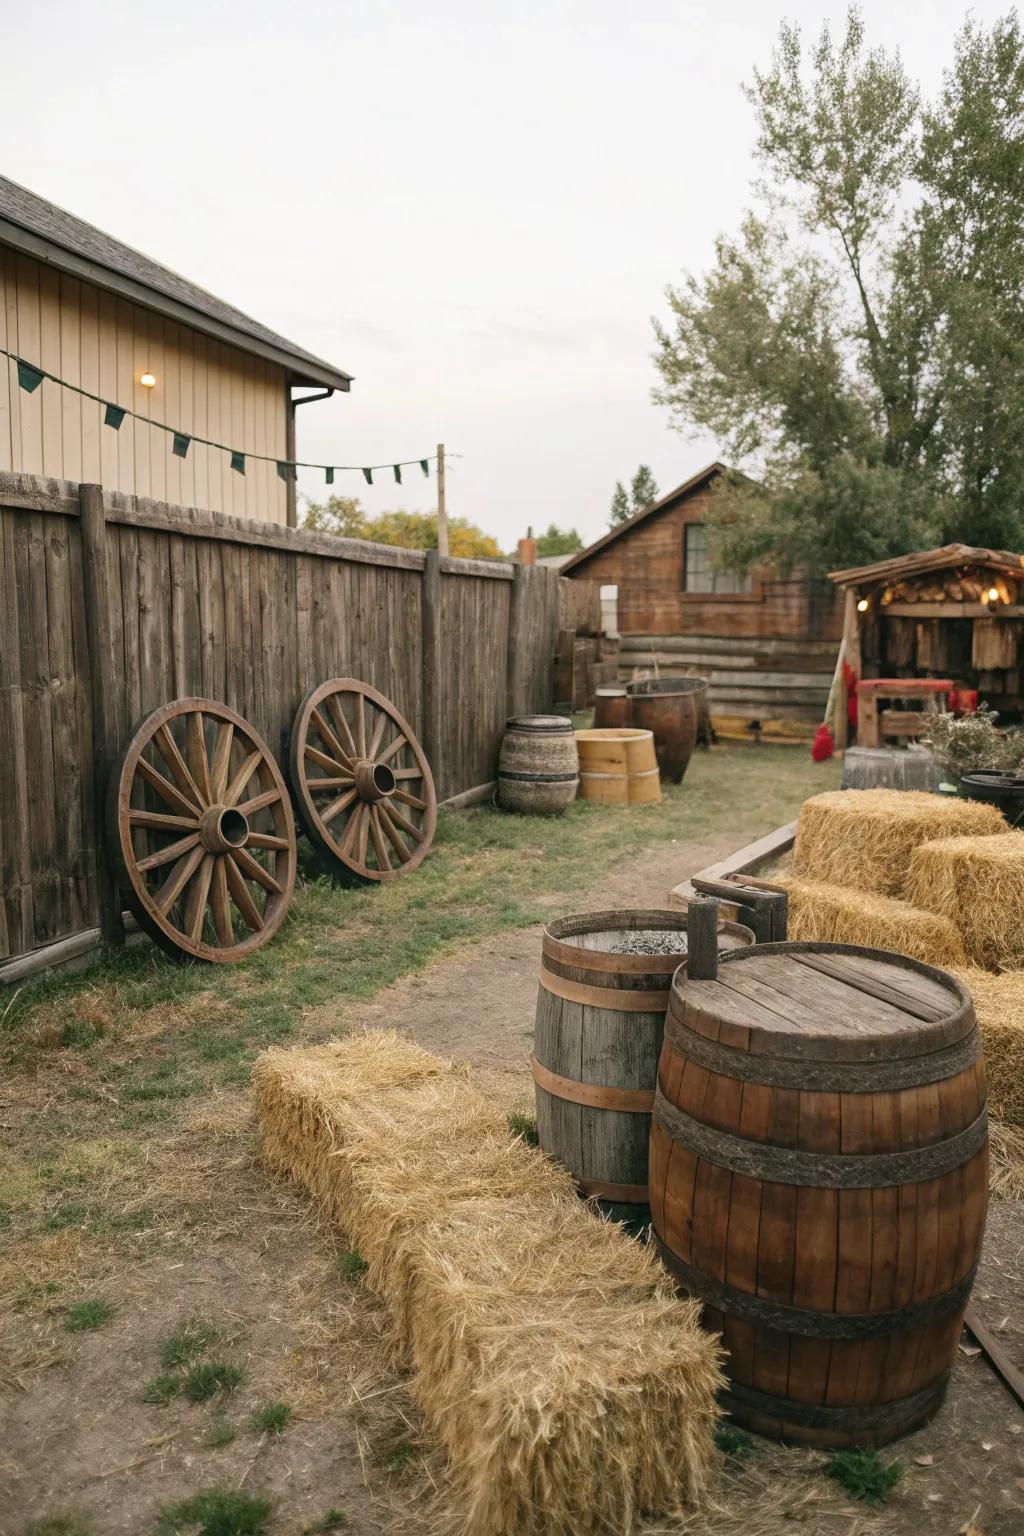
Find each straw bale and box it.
[907,831,1024,969]
[772,875,967,968]
[252,1031,722,1534]
[956,968,1024,1133]
[793,789,1006,895]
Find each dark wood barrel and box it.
[650,941,988,1447]
[594,687,630,729]
[497,715,578,815]
[534,909,754,1206]
[628,678,707,783]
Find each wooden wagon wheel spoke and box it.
[289,679,437,885]
[109,697,296,963]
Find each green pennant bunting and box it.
[393,464,402,484]
[17,360,44,394]
[325,466,334,485]
[420,459,429,477]
[276,461,289,481]
[362,468,373,486]
[172,432,190,459]
[104,403,125,430]
[231,451,245,475]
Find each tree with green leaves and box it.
[609,465,661,527]
[653,8,1024,576]
[301,497,502,558]
[535,523,584,557]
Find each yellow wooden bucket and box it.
[574,728,661,806]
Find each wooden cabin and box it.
[830,544,1024,741]
[560,463,843,738]
[0,175,351,525]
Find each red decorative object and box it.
[811,723,835,762]
[843,661,859,728]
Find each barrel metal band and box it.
[538,970,671,1012]
[577,1176,649,1203]
[498,770,579,783]
[724,1374,949,1432]
[579,768,660,780]
[532,1056,655,1114]
[652,1089,988,1188]
[653,1235,978,1338]
[664,1013,982,1092]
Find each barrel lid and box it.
[505,714,573,733]
[962,770,1024,789]
[669,941,973,1062]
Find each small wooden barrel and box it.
[575,728,660,805]
[594,687,630,729]
[497,715,579,815]
[628,677,707,783]
[534,909,754,1205]
[650,941,988,1447]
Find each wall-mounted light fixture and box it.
[856,597,869,612]
[986,586,1001,604]
[139,371,156,389]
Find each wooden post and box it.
[686,896,719,980]
[505,562,527,720]
[80,484,125,948]
[835,588,858,753]
[421,548,442,788]
[436,442,449,559]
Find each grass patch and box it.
[824,1448,905,1505]
[25,1517,93,1536]
[141,1374,182,1406]
[159,1317,221,1370]
[63,1298,114,1332]
[203,1415,237,1448]
[302,1512,348,1533]
[507,1110,538,1146]
[182,1361,244,1403]
[154,1489,271,1536]
[248,1401,291,1436]
[337,1249,368,1281]
[715,1423,754,1459]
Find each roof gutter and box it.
[285,386,335,528]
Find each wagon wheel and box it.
[290,678,437,884]
[108,697,297,963]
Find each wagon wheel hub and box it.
[200,804,251,853]
[353,758,397,803]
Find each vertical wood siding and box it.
[0,473,561,966]
[0,250,288,523]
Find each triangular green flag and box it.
[104,403,125,430]
[420,459,429,477]
[362,467,373,486]
[172,432,190,459]
[17,360,44,394]
[393,464,402,484]
[230,451,245,475]
[277,461,289,481]
[325,466,334,485]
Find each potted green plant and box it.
[921,707,1024,824]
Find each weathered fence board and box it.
[0,472,561,971]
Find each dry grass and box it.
[793,789,1006,895]
[906,831,1024,969]
[252,1030,723,1536]
[772,875,967,967]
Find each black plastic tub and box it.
[959,770,1024,827]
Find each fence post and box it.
[506,563,526,719]
[421,548,442,787]
[80,484,125,948]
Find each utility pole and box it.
[436,442,449,558]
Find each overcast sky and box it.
[4,1,1011,549]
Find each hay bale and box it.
[956,967,1024,1132]
[907,831,1024,969]
[773,875,967,968]
[793,789,1006,895]
[252,1031,722,1534]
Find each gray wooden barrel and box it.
[497,715,579,815]
[533,908,754,1206]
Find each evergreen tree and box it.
[609,481,631,526]
[630,465,660,511]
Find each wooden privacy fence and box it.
[0,471,560,977]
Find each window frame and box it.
[681,521,764,603]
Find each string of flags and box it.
[3,347,436,486]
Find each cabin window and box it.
[683,523,752,595]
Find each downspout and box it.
[285,385,335,528]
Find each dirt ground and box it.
[3,829,1024,1536]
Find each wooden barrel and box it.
[594,687,630,729]
[650,940,988,1447]
[575,728,660,805]
[497,716,578,815]
[534,909,754,1205]
[628,678,707,783]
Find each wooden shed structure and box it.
[560,463,843,737]
[830,543,1024,744]
[0,175,352,526]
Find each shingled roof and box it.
[560,462,728,575]
[0,175,352,391]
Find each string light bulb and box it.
[856,597,869,612]
[987,587,1000,603]
[139,371,156,389]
